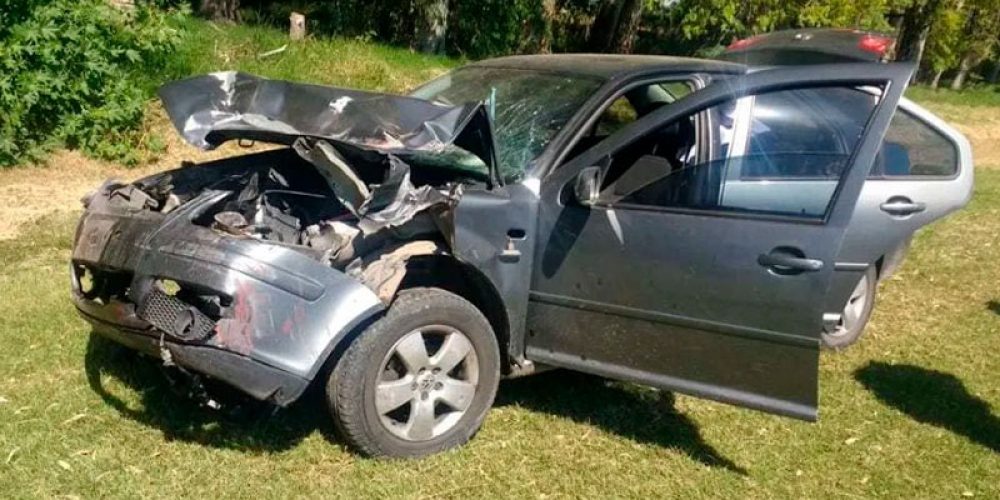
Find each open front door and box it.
[526,63,914,420]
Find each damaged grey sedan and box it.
[71,54,973,458]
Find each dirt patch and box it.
[0,105,272,240]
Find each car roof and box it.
[469,54,746,80]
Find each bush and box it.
[446,0,549,59]
[0,1,185,167]
[240,0,573,59]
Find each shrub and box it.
[446,0,549,59]
[0,1,185,167]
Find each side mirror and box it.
[572,166,602,206]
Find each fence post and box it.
[290,12,306,41]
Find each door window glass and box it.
[595,97,638,136]
[872,110,958,177]
[566,80,695,161]
[602,86,880,218]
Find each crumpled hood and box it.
[159,72,498,180]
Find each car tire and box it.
[327,287,500,458]
[821,266,877,350]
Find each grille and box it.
[137,290,215,342]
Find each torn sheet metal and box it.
[292,138,370,213]
[159,71,498,183]
[351,240,447,303]
[292,137,462,242]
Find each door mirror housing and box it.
[573,166,602,206]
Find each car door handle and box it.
[758,251,824,273]
[880,197,926,216]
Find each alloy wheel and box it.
[374,326,480,441]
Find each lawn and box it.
[0,19,998,499]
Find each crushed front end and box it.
[71,72,498,405]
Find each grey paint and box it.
[521,63,916,419]
[73,180,385,390]
[70,56,972,422]
[160,71,499,184]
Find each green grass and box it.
[1,175,999,498]
[162,17,458,94]
[906,84,1000,108]
[1,18,998,498]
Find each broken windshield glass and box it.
[411,67,604,181]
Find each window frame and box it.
[589,83,888,224]
[866,106,961,182]
[550,74,710,173]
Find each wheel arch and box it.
[395,254,512,374]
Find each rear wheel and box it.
[821,267,877,349]
[327,287,500,458]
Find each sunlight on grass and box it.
[164,17,458,94]
[0,19,997,496]
[0,171,997,497]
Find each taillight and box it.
[858,34,892,55]
[727,35,762,51]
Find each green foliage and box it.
[924,0,964,76]
[447,0,550,58]
[638,0,900,54]
[241,0,416,44]
[0,1,185,167]
[167,16,455,92]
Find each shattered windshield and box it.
[411,67,604,181]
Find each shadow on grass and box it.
[987,300,1000,316]
[84,333,336,453]
[496,371,747,474]
[87,333,744,468]
[855,362,999,453]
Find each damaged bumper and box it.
[71,192,384,405]
[71,73,498,406]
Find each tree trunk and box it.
[613,0,643,53]
[587,0,643,53]
[199,0,240,22]
[588,0,623,52]
[536,0,558,53]
[950,54,974,90]
[930,69,944,89]
[895,0,941,80]
[414,0,449,54]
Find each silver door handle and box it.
[880,198,926,216]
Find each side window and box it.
[873,110,958,177]
[595,97,638,136]
[603,86,880,219]
[568,80,696,161]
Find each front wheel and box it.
[327,287,500,458]
[821,267,877,350]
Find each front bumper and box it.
[71,192,383,405]
[75,292,312,404]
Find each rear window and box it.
[873,110,959,177]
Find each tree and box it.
[199,0,239,22]
[950,0,1000,89]
[666,0,896,54]
[895,0,945,74]
[588,0,644,53]
[923,0,964,88]
[414,0,449,54]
